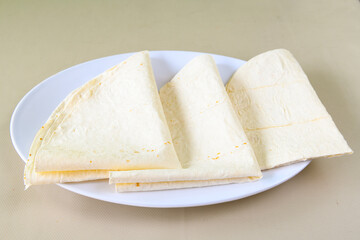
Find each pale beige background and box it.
[1,0,359,239]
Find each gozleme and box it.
[111,55,262,192]
[24,51,181,188]
[226,49,352,170]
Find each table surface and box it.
[1,0,359,239]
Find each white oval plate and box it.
[10,51,310,208]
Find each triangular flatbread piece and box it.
[226,49,352,170]
[111,55,262,192]
[25,51,181,187]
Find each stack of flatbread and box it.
[24,49,352,192]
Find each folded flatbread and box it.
[111,55,262,192]
[24,51,181,188]
[226,49,353,170]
